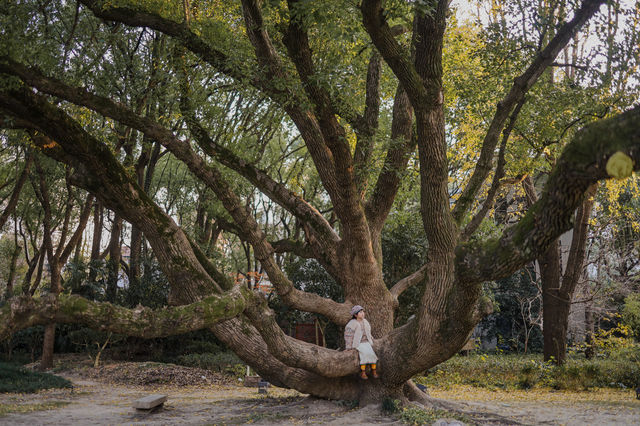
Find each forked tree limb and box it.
[390,264,428,302]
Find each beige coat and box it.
[344,319,374,350]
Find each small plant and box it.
[381,397,400,414]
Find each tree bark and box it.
[88,200,103,283]
[106,213,123,303]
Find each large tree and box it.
[1,0,639,405]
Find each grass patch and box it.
[401,406,471,425]
[0,401,70,417]
[0,362,73,393]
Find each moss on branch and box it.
[0,286,249,341]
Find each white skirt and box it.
[356,342,378,364]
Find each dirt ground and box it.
[1,357,639,425]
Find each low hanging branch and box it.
[0,285,250,341]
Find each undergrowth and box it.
[417,345,640,391]
[0,362,73,393]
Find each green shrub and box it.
[622,293,640,341]
[420,350,640,391]
[551,364,599,390]
[0,362,72,393]
[381,397,400,414]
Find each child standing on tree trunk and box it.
[344,305,379,379]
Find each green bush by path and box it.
[0,362,72,393]
[417,348,640,391]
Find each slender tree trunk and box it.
[129,225,142,291]
[21,248,40,295]
[540,185,596,365]
[88,201,103,283]
[4,240,20,300]
[29,247,46,295]
[540,240,565,363]
[106,213,123,302]
[584,303,595,359]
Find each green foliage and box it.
[381,397,401,414]
[623,294,640,341]
[0,362,72,393]
[1,326,45,363]
[418,351,640,391]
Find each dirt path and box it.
[0,372,400,425]
[1,363,639,425]
[430,386,640,425]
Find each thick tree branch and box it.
[353,51,382,195]
[243,293,359,378]
[270,239,314,258]
[0,285,249,341]
[456,105,640,284]
[365,86,414,232]
[452,0,605,223]
[360,0,428,108]
[211,317,361,400]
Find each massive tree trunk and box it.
[1,0,634,405]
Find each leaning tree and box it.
[1,0,639,405]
